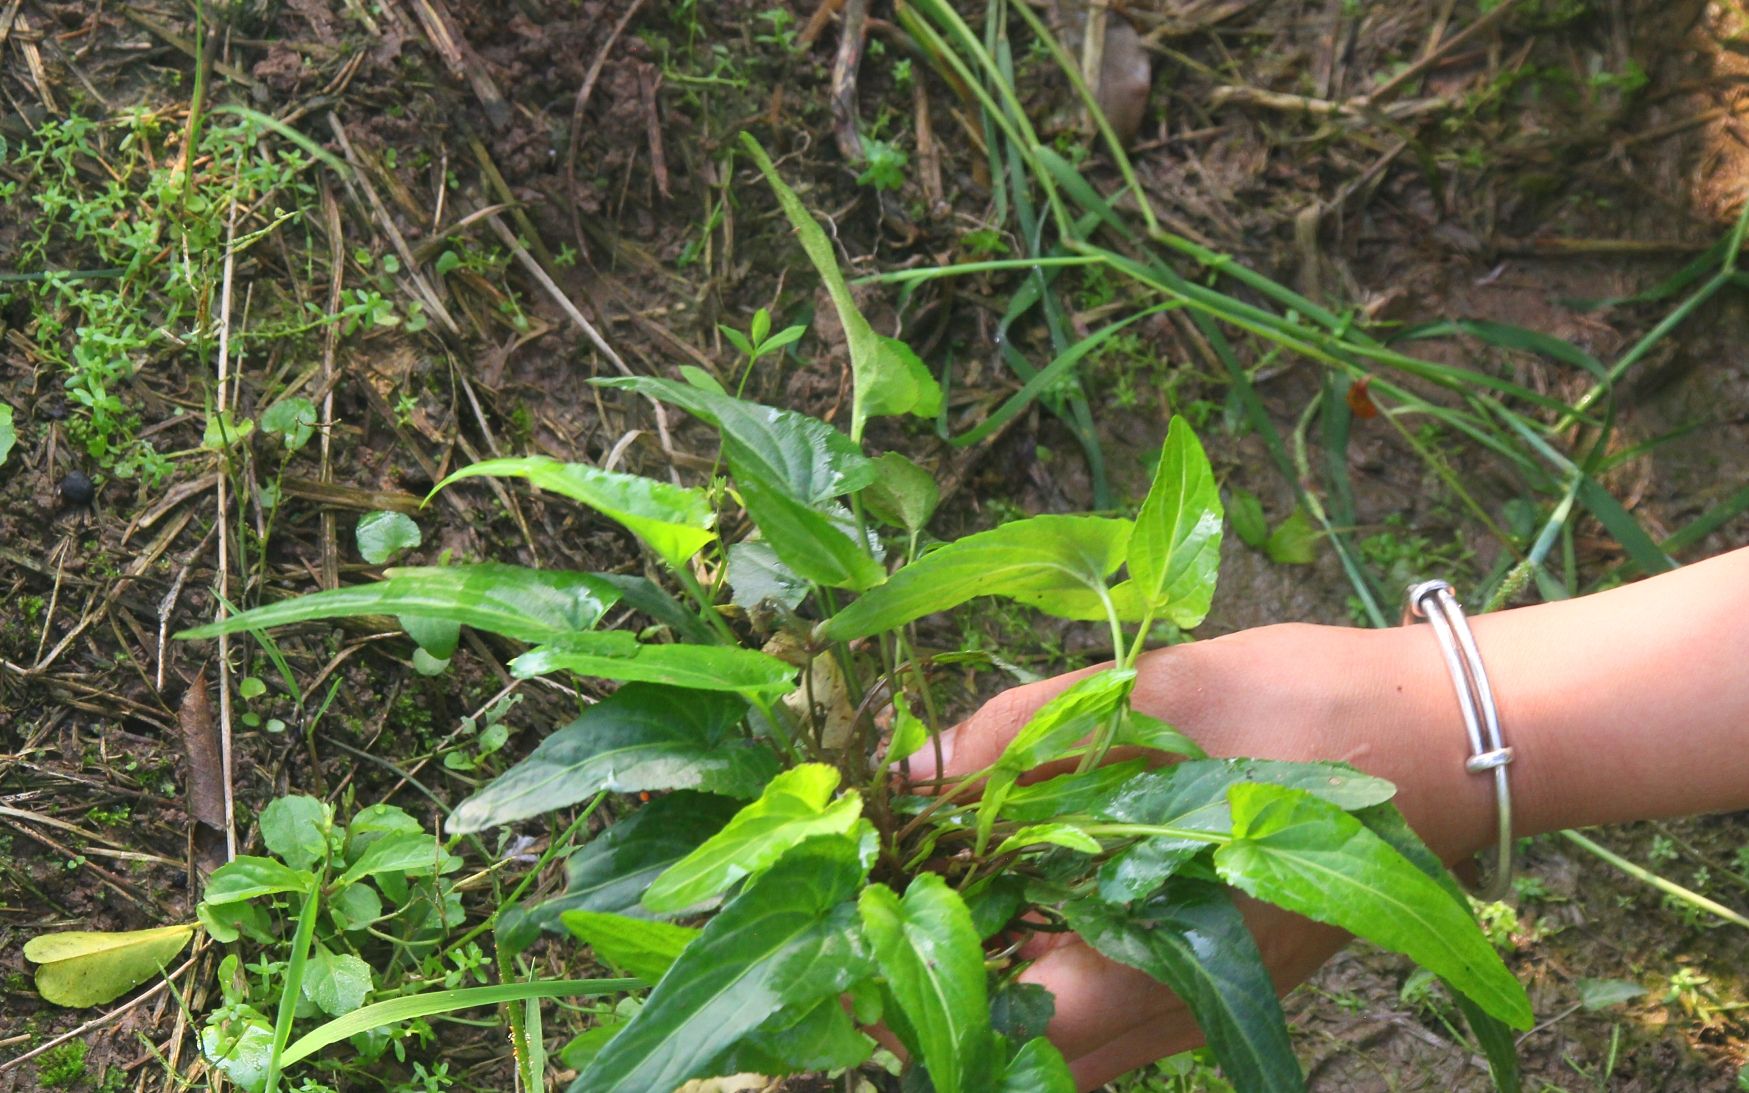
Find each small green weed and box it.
[36,1040,87,1088]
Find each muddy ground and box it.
[2,0,1747,1090]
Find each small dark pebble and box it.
[59,470,95,506]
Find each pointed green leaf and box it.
[999,760,1149,822]
[202,856,313,904]
[858,874,991,1093]
[1065,884,1304,1092]
[994,823,1103,856]
[1215,783,1532,1029]
[1129,418,1222,628]
[643,764,863,913]
[861,451,940,531]
[740,132,940,438]
[176,564,620,644]
[431,457,714,570]
[996,1037,1076,1093]
[509,640,797,698]
[577,836,872,1092]
[736,470,886,591]
[709,995,876,1076]
[334,831,459,889]
[498,793,742,952]
[24,924,196,1007]
[996,669,1135,775]
[596,376,872,503]
[355,510,421,565]
[1227,487,1269,549]
[448,685,771,834]
[303,945,372,1016]
[561,910,700,982]
[821,515,1132,641]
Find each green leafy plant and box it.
[172,137,1530,1092]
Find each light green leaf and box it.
[1265,508,1319,565]
[497,792,741,952]
[562,910,700,982]
[740,133,940,439]
[24,924,195,1007]
[1114,710,1206,759]
[334,831,458,889]
[202,856,313,904]
[821,515,1132,641]
[303,945,373,1016]
[736,469,886,591]
[202,1007,274,1092]
[994,823,1103,856]
[329,883,382,932]
[996,1038,1076,1093]
[596,376,872,503]
[998,761,1149,823]
[885,696,929,765]
[259,397,317,452]
[577,836,872,1092]
[202,409,254,450]
[1065,884,1304,1092]
[431,456,714,569]
[0,403,15,467]
[642,764,863,913]
[509,640,797,698]
[1129,417,1223,628]
[447,685,772,834]
[859,874,992,1093]
[177,564,621,645]
[259,795,331,871]
[1215,783,1533,1029]
[862,451,940,531]
[355,511,422,565]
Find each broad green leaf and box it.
[990,981,1055,1043]
[726,540,807,610]
[448,685,769,834]
[0,403,15,466]
[400,614,459,659]
[177,564,620,644]
[859,874,992,1093]
[509,640,797,698]
[562,910,700,982]
[996,1037,1076,1093]
[24,924,195,1007]
[202,856,313,904]
[642,764,863,913]
[1265,507,1319,565]
[259,397,317,452]
[431,456,714,570]
[821,515,1132,641]
[710,995,876,1076]
[994,823,1103,856]
[862,451,940,531]
[303,945,372,1016]
[999,760,1149,822]
[1215,783,1533,1029]
[202,409,254,450]
[1129,418,1222,628]
[497,793,741,952]
[355,510,421,565]
[736,469,886,591]
[202,1006,274,1092]
[741,132,940,438]
[1065,883,1304,1092]
[329,883,382,932]
[334,831,459,889]
[597,376,872,503]
[1227,487,1269,549]
[1097,838,1200,905]
[259,795,331,871]
[577,836,872,1092]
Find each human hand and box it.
[911,622,1492,1090]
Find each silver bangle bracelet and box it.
[1402,580,1515,901]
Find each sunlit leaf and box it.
[431,456,714,570]
[642,764,863,914]
[562,910,700,982]
[1128,417,1222,628]
[25,923,195,1007]
[202,856,313,905]
[448,685,772,834]
[994,823,1103,856]
[821,515,1132,641]
[177,564,621,645]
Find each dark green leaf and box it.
[709,996,876,1076]
[1096,838,1200,905]
[177,564,620,644]
[736,469,886,591]
[963,874,1026,941]
[259,796,331,871]
[1129,418,1223,627]
[1065,883,1304,1092]
[597,376,872,503]
[576,836,872,1092]
[202,857,312,904]
[1096,759,1397,830]
[999,761,1149,823]
[355,511,421,565]
[592,573,716,644]
[821,515,1132,641]
[989,982,1055,1044]
[431,457,714,569]
[859,874,992,1093]
[498,793,741,951]
[861,451,940,531]
[561,910,700,982]
[1265,508,1318,565]
[1227,488,1269,549]
[995,1037,1076,1093]
[726,540,808,611]
[447,685,770,834]
[642,764,863,913]
[509,640,797,698]
[1215,784,1532,1029]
